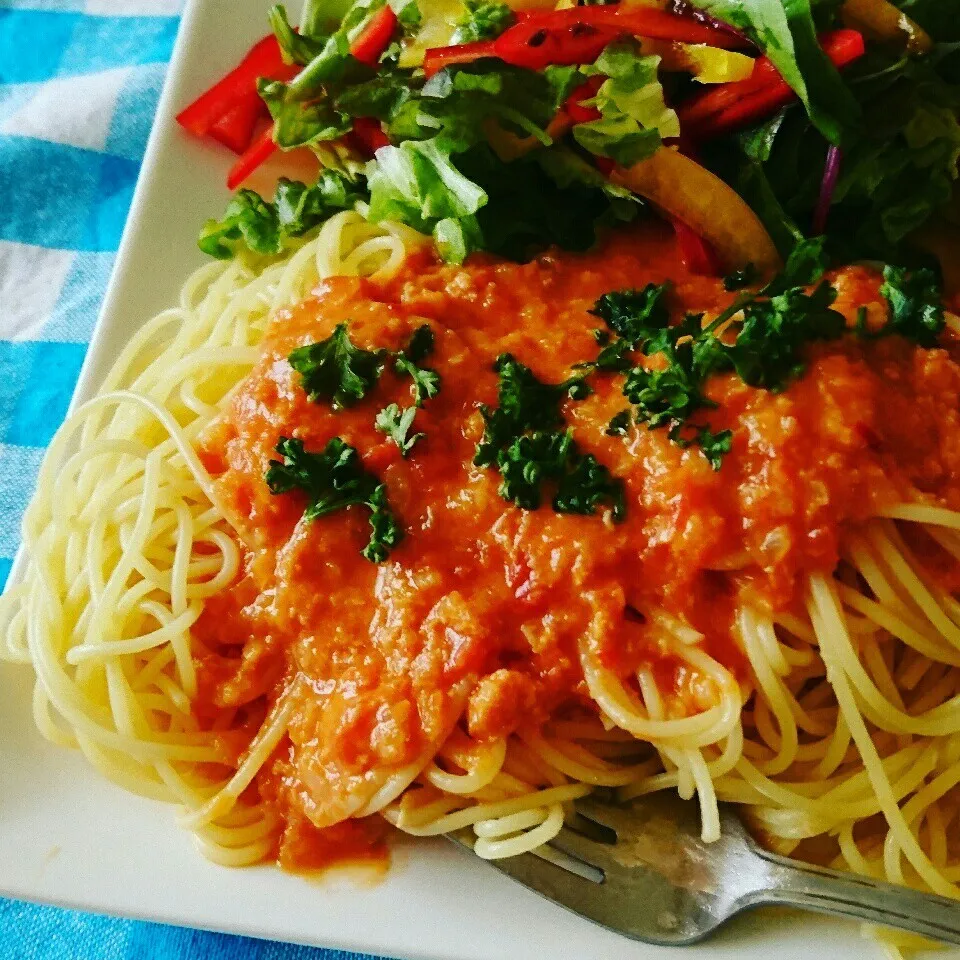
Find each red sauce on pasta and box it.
[193,224,960,868]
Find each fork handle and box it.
[746,848,960,946]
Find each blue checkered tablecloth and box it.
[0,2,388,958]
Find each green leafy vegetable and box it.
[725,282,846,390]
[389,0,421,31]
[689,0,860,143]
[880,264,945,347]
[266,436,403,561]
[287,0,387,99]
[475,355,623,518]
[366,138,488,262]
[269,4,327,65]
[573,114,662,168]
[274,172,369,234]
[705,45,960,264]
[459,145,630,262]
[475,354,585,464]
[573,44,679,166]
[598,243,851,469]
[593,337,636,372]
[763,235,829,293]
[451,0,514,44]
[672,425,733,471]
[416,61,577,151]
[199,190,282,259]
[198,172,368,260]
[288,323,386,408]
[623,320,715,430]
[334,68,415,122]
[375,403,423,455]
[259,78,352,149]
[402,323,435,364]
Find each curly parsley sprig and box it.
[266,436,403,562]
[475,354,624,520]
[593,239,946,471]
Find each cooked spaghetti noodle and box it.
[4,216,960,952]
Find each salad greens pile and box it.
[193,0,960,274]
[704,3,960,262]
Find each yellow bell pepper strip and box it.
[610,147,781,273]
[643,40,755,82]
[841,0,932,54]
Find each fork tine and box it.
[575,791,702,840]
[548,826,614,871]
[572,795,632,835]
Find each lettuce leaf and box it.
[574,44,678,166]
[259,79,352,148]
[584,45,680,139]
[199,172,368,259]
[451,0,514,44]
[458,145,633,261]
[366,138,487,259]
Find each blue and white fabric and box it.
[0,2,389,957]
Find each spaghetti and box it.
[4,216,960,953]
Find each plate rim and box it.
[0,3,942,958]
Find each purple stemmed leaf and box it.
[812,144,842,236]
[666,0,753,47]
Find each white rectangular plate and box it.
[0,1,948,957]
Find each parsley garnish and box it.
[288,323,386,409]
[475,355,624,520]
[475,354,586,465]
[606,411,631,436]
[394,324,441,406]
[376,403,423,457]
[589,284,670,346]
[671,424,733,471]
[724,283,846,391]
[596,241,847,470]
[880,265,945,348]
[265,436,403,562]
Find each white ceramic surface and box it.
[0,2,950,957]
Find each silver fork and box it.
[453,791,960,947]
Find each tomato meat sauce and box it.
[193,224,960,869]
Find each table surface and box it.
[0,1,388,956]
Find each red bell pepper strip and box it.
[594,155,615,176]
[227,124,277,190]
[350,5,398,66]
[424,4,746,78]
[680,29,865,138]
[676,58,780,126]
[671,215,722,275]
[207,93,265,154]
[176,35,293,139]
[506,7,749,50]
[494,19,625,71]
[423,40,499,78]
[563,76,603,124]
[351,116,391,155]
